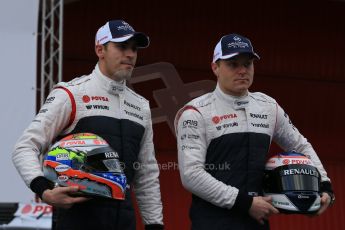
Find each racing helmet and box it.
[43,133,126,200]
[263,151,321,214]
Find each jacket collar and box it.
[94,63,126,95]
[214,83,250,110]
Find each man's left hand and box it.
[316,192,331,215]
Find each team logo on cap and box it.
[117,21,134,32]
[228,41,249,49]
[233,36,241,41]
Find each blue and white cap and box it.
[212,33,260,63]
[95,20,149,48]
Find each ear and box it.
[211,62,219,77]
[95,44,105,59]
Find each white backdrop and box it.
[0,0,39,202]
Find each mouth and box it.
[121,62,134,68]
[234,78,249,82]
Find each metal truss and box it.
[39,0,64,106]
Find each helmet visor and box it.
[83,146,123,173]
[280,173,319,191]
[265,164,320,193]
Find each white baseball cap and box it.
[95,20,149,48]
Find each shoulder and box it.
[125,86,149,105]
[125,86,149,103]
[55,75,91,92]
[124,86,150,112]
[189,92,214,109]
[249,92,277,105]
[174,92,213,129]
[178,92,213,116]
[45,76,89,104]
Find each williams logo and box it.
[216,122,238,131]
[86,105,109,110]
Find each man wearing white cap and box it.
[174,33,334,229]
[13,20,164,230]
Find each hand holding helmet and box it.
[249,196,279,225]
[42,185,90,209]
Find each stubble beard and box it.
[112,69,133,81]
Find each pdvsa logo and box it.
[91,96,109,101]
[291,159,312,165]
[60,140,86,147]
[82,95,109,103]
[20,204,53,217]
[82,95,91,103]
[282,159,290,165]
[93,139,108,145]
[21,204,32,214]
[212,113,237,124]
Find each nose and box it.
[124,48,136,58]
[237,65,247,74]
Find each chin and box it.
[113,70,132,81]
[234,88,249,96]
[237,83,251,90]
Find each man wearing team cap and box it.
[13,20,164,230]
[175,33,334,229]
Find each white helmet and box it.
[263,152,321,214]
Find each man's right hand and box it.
[42,186,90,209]
[249,196,279,225]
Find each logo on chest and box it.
[124,110,143,120]
[124,100,141,111]
[212,113,237,124]
[82,95,110,110]
[249,113,268,119]
[85,105,109,110]
[82,95,109,103]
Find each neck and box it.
[219,85,248,97]
[98,62,127,82]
